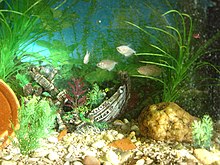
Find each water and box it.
[1,0,219,120]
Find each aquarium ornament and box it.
[76,72,131,129]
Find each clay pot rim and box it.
[0,79,20,149]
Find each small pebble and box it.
[120,151,133,164]
[73,161,83,165]
[131,125,139,132]
[113,119,125,126]
[48,136,58,143]
[64,161,70,165]
[92,140,106,149]
[129,131,136,139]
[103,162,112,165]
[105,150,120,165]
[116,133,124,139]
[136,159,145,165]
[136,151,144,156]
[83,150,97,157]
[145,157,154,164]
[103,133,115,142]
[2,155,12,161]
[123,118,129,124]
[48,151,59,161]
[1,161,17,165]
[83,155,100,165]
[32,148,49,157]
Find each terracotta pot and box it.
[0,79,20,149]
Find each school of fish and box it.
[83,45,136,71]
[83,46,161,76]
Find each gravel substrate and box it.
[0,119,219,165]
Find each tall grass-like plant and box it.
[127,10,220,102]
[0,0,67,83]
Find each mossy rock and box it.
[138,102,198,142]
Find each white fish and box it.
[97,60,118,71]
[116,45,136,57]
[137,65,162,76]
[83,51,90,64]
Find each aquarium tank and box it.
[0,0,220,164]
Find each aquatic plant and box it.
[0,0,75,83]
[15,73,30,88]
[79,112,109,130]
[93,121,109,130]
[127,10,220,102]
[65,78,87,109]
[64,82,106,120]
[63,82,110,129]
[86,83,106,109]
[192,115,213,149]
[36,39,79,69]
[14,96,56,155]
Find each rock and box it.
[27,158,40,163]
[17,162,25,165]
[136,151,144,157]
[128,131,136,139]
[48,136,58,143]
[1,160,17,165]
[32,148,49,157]
[48,151,59,161]
[72,161,83,165]
[2,155,12,160]
[120,151,133,164]
[68,145,75,153]
[194,148,220,164]
[103,162,112,165]
[83,150,97,157]
[64,161,70,165]
[11,155,20,161]
[105,150,120,165]
[145,157,154,164]
[113,119,125,126]
[65,152,73,159]
[42,157,55,164]
[130,125,139,132]
[116,133,124,139]
[92,140,106,149]
[136,159,145,165]
[138,102,198,142]
[103,133,115,142]
[83,155,100,165]
[123,118,129,124]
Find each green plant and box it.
[127,10,220,102]
[35,39,79,69]
[62,111,76,123]
[14,96,56,155]
[15,73,30,88]
[93,121,108,130]
[86,83,106,109]
[79,112,108,130]
[192,115,213,149]
[63,82,109,129]
[0,0,73,83]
